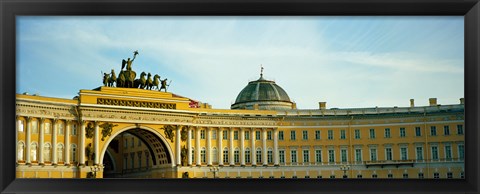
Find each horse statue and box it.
[108,69,116,87]
[116,71,125,87]
[134,72,147,89]
[151,74,161,90]
[123,70,136,88]
[146,73,153,90]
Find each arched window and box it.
[57,144,64,163]
[70,144,77,163]
[201,147,206,163]
[234,148,240,164]
[17,141,25,161]
[245,148,251,163]
[256,148,262,164]
[223,147,229,163]
[212,147,218,163]
[267,148,273,164]
[44,143,51,162]
[30,142,38,162]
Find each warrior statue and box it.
[108,69,117,87]
[102,73,109,87]
[160,78,169,92]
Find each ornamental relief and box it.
[80,110,192,124]
[16,106,75,118]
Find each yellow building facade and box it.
[15,74,464,179]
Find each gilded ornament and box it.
[100,122,118,141]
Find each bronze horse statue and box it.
[117,70,136,88]
[108,69,116,87]
[146,73,153,90]
[151,74,161,90]
[134,72,147,89]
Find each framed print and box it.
[1,0,479,194]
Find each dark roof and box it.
[234,75,291,104]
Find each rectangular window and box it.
[201,149,206,163]
[234,131,239,140]
[131,137,134,148]
[279,150,285,164]
[415,127,421,137]
[370,148,377,161]
[291,150,297,163]
[388,174,393,178]
[303,150,310,163]
[328,130,333,140]
[431,146,439,160]
[447,172,453,179]
[357,174,363,178]
[372,174,378,178]
[400,127,406,137]
[445,145,452,160]
[457,125,464,135]
[403,174,408,178]
[302,131,308,140]
[58,122,64,135]
[328,150,335,163]
[290,131,296,140]
[400,147,408,160]
[224,150,230,163]
[256,131,261,140]
[201,130,206,139]
[17,120,24,132]
[45,123,51,134]
[430,126,437,136]
[124,139,128,148]
[32,120,38,133]
[315,130,321,140]
[235,150,240,163]
[385,148,392,160]
[418,173,424,179]
[369,129,375,139]
[434,173,440,179]
[315,150,322,163]
[341,149,347,162]
[245,131,250,140]
[340,130,346,139]
[458,144,464,159]
[355,149,362,162]
[223,130,228,140]
[212,130,217,139]
[384,128,391,138]
[443,126,450,135]
[72,124,77,135]
[138,139,141,146]
[267,131,272,140]
[191,131,195,139]
[416,147,423,160]
[278,131,284,140]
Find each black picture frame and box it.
[1,0,479,193]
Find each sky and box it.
[16,16,464,109]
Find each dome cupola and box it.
[231,67,294,110]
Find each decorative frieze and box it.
[97,98,176,109]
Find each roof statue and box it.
[102,50,172,91]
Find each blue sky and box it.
[16,16,464,109]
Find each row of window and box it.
[123,137,142,149]
[17,120,78,135]
[278,125,464,141]
[191,147,274,164]
[17,141,77,163]
[202,172,464,179]
[277,145,464,164]
[194,130,273,140]
[123,151,150,170]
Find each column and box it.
[195,127,201,166]
[251,128,256,166]
[176,125,181,166]
[94,122,100,165]
[240,128,245,166]
[187,126,192,166]
[65,121,70,165]
[206,127,212,166]
[262,128,267,166]
[79,121,86,165]
[218,128,223,166]
[273,128,279,166]
[229,128,234,166]
[39,118,45,164]
[25,117,31,164]
[52,119,58,164]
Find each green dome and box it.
[231,75,293,110]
